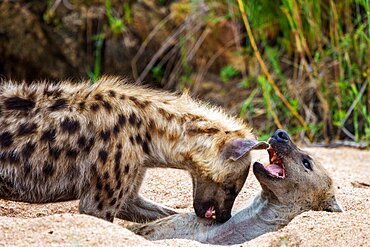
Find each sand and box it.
[0,147,369,246]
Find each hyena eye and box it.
[302,158,313,171]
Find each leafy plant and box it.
[105,0,125,35]
[88,34,105,83]
[151,66,164,83]
[220,65,240,83]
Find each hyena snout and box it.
[193,180,238,223]
[193,198,233,223]
[271,129,290,143]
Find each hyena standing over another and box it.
[0,77,267,223]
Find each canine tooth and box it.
[211,215,216,219]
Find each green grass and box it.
[88,34,105,83]
[238,0,370,144]
[85,0,369,144]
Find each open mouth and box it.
[262,146,286,178]
[205,206,216,219]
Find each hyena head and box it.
[253,129,343,213]
[183,120,269,223]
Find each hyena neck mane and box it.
[92,78,252,172]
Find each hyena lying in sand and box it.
[129,129,343,244]
[0,77,268,223]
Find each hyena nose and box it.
[273,129,290,143]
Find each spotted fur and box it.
[0,77,261,223]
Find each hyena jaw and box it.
[0,77,266,223]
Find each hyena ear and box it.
[222,138,269,161]
[323,196,343,213]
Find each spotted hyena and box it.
[0,77,268,223]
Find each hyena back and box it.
[0,77,266,223]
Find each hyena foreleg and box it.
[115,168,177,222]
[117,194,177,222]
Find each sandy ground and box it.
[0,147,369,246]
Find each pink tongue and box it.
[265,164,284,176]
[205,206,214,218]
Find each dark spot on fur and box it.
[102,101,112,112]
[129,112,136,125]
[108,90,116,98]
[129,136,134,145]
[94,94,103,101]
[135,134,142,144]
[117,143,122,150]
[105,184,114,198]
[97,201,104,210]
[129,96,146,109]
[115,179,122,190]
[23,161,32,175]
[61,118,80,134]
[125,187,129,194]
[18,123,37,136]
[158,108,175,121]
[99,149,108,164]
[21,142,35,159]
[142,141,150,154]
[40,128,56,142]
[113,124,120,136]
[118,114,126,126]
[49,98,67,111]
[96,176,103,190]
[145,132,152,142]
[124,164,129,174]
[90,103,100,112]
[114,150,122,167]
[49,147,61,160]
[118,189,124,199]
[103,171,110,180]
[42,162,55,177]
[105,211,113,221]
[0,131,13,147]
[100,130,111,142]
[45,89,62,98]
[94,192,100,202]
[78,101,86,110]
[4,96,35,111]
[109,198,117,206]
[120,94,126,100]
[114,154,121,182]
[77,136,87,149]
[66,148,78,159]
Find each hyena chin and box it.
[0,76,268,223]
[129,130,342,244]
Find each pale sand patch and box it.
[0,147,369,246]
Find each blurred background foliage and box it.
[0,0,369,146]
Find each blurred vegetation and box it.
[239,0,370,145]
[0,0,369,146]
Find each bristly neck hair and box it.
[92,77,254,179]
